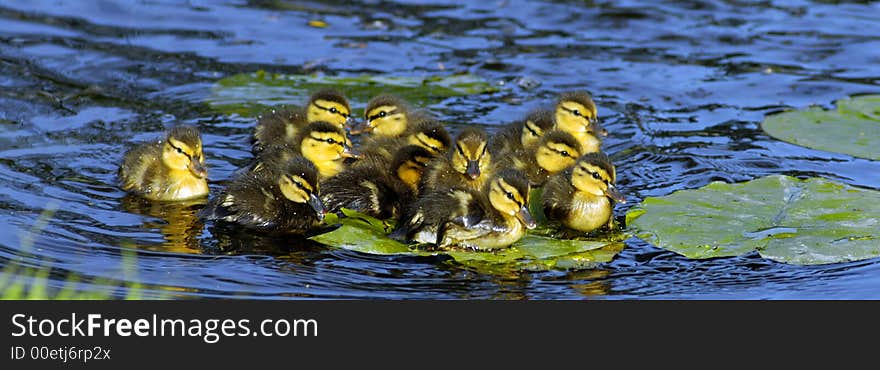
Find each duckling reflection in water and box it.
[120,194,205,254]
[118,124,209,201]
[394,169,537,250]
[542,152,626,234]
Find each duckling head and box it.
[297,121,359,178]
[451,127,490,180]
[161,124,208,179]
[520,109,556,149]
[406,117,451,155]
[276,156,326,220]
[391,145,434,190]
[570,152,625,203]
[353,94,410,137]
[554,91,607,149]
[306,89,352,129]
[488,169,537,229]
[534,130,582,174]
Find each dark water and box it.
[2,0,879,299]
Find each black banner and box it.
[0,300,874,367]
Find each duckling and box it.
[493,130,583,186]
[252,89,352,153]
[321,145,433,219]
[293,121,359,179]
[394,169,537,250]
[199,155,326,234]
[488,108,556,156]
[542,152,626,233]
[350,94,431,137]
[357,117,451,164]
[553,91,606,153]
[119,124,209,201]
[419,127,492,193]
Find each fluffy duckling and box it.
[488,108,556,156]
[542,152,626,233]
[292,121,359,179]
[119,124,209,201]
[252,89,352,153]
[553,91,606,153]
[357,117,451,164]
[199,156,326,234]
[394,169,537,250]
[321,145,433,219]
[493,130,583,186]
[350,94,431,137]
[419,127,492,193]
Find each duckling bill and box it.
[118,124,209,201]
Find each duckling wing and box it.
[118,142,162,193]
[199,176,284,230]
[541,170,575,221]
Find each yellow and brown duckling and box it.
[542,152,626,233]
[553,91,606,153]
[393,169,537,250]
[488,108,556,156]
[357,116,451,164]
[493,130,583,186]
[350,94,431,137]
[252,89,352,153]
[288,121,359,179]
[321,145,434,219]
[119,124,209,201]
[199,155,326,234]
[419,127,492,193]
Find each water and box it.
[1,0,879,299]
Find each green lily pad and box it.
[626,175,880,265]
[207,71,499,116]
[309,209,623,273]
[762,95,880,160]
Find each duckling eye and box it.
[378,111,386,117]
[329,107,338,114]
[561,150,570,157]
[591,172,601,180]
[506,192,515,200]
[326,138,336,144]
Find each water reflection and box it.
[120,195,206,254]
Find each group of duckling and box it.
[118,89,625,250]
